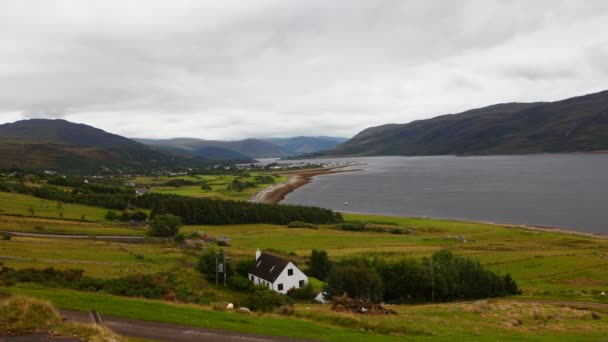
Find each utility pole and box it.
[215,252,219,286]
[223,252,227,287]
[430,258,435,303]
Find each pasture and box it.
[0,191,109,221]
[130,173,288,201]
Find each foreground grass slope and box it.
[6,285,608,342]
[0,294,135,341]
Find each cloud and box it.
[0,0,607,139]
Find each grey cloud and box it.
[1,0,607,139]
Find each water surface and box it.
[280,155,608,234]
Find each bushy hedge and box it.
[324,250,521,304]
[0,266,202,302]
[287,221,319,229]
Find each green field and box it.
[2,187,608,340]
[130,173,288,201]
[0,191,110,221]
[0,215,145,236]
[0,236,187,277]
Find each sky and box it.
[1,0,607,140]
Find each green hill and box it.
[323,90,608,156]
[0,119,209,171]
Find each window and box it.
[299,280,305,287]
[288,269,293,276]
[278,284,284,291]
[250,275,254,281]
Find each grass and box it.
[131,173,289,201]
[6,285,608,341]
[181,215,608,303]
[0,236,190,278]
[2,189,608,340]
[0,294,139,341]
[0,191,110,221]
[0,215,145,236]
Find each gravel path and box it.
[60,309,317,342]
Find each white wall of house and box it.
[272,262,308,294]
[248,262,308,294]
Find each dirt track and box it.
[59,309,316,342]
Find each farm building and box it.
[248,249,308,294]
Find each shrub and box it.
[104,210,117,221]
[228,276,253,292]
[336,222,365,231]
[287,221,319,229]
[287,284,316,300]
[0,295,60,332]
[243,286,292,312]
[173,232,186,244]
[148,214,182,237]
[1,234,11,241]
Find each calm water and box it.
[280,155,608,234]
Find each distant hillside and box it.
[136,136,347,158]
[322,90,608,156]
[0,119,209,171]
[262,136,347,155]
[135,138,284,158]
[192,146,254,162]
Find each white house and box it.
[248,249,308,294]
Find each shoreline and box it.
[250,163,607,240]
[248,165,362,204]
[338,210,608,239]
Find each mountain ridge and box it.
[320,90,608,156]
[0,119,210,171]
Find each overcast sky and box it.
[1,0,607,140]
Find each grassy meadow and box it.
[130,173,288,201]
[0,191,109,221]
[1,183,608,340]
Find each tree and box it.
[504,273,521,295]
[148,214,182,237]
[324,259,383,303]
[196,247,218,280]
[196,247,231,282]
[309,249,332,280]
[200,183,212,192]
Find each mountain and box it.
[322,90,608,156]
[136,136,348,158]
[191,146,253,162]
[0,119,209,171]
[135,138,284,159]
[262,136,348,155]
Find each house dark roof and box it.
[248,253,292,282]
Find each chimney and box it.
[255,249,261,260]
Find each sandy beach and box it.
[249,166,361,204]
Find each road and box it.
[0,230,146,241]
[59,309,317,342]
